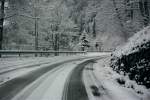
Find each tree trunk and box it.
[0,0,5,57]
[93,17,96,37]
[112,0,128,41]
[139,0,149,26]
[54,34,59,56]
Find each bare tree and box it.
[0,0,5,57]
[139,0,150,26]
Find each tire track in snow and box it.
[12,66,63,100]
[0,58,86,100]
[62,59,97,100]
[83,61,111,100]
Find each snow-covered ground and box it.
[86,52,111,57]
[85,57,150,100]
[113,26,150,57]
[0,55,99,100]
[110,26,150,89]
[1,53,148,100]
[1,52,130,100]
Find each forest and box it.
[0,0,150,51]
[0,0,150,99]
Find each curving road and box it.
[0,56,104,100]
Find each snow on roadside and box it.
[93,57,150,100]
[83,63,112,100]
[0,67,40,85]
[86,52,111,57]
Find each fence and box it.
[0,50,87,57]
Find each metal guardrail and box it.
[0,50,87,56]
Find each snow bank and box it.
[113,26,150,57]
[94,57,150,100]
[86,52,111,57]
[111,26,150,88]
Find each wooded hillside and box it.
[0,0,150,51]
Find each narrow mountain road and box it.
[62,59,94,100]
[0,56,105,100]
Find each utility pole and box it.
[34,16,39,51]
[34,0,39,51]
[54,33,58,56]
[0,0,5,57]
[34,0,39,57]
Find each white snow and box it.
[0,53,109,85]
[0,56,79,74]
[83,63,112,100]
[0,67,40,85]
[41,63,76,100]
[88,57,150,100]
[86,52,111,57]
[0,52,110,73]
[2,53,148,100]
[113,26,150,57]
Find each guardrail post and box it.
[35,53,37,57]
[19,53,21,57]
[40,52,42,57]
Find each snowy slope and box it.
[113,26,150,57]
[111,26,150,88]
[91,57,150,100]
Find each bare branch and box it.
[4,13,17,19]
[19,14,40,19]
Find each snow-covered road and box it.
[0,55,103,100]
[0,53,149,100]
[12,61,80,100]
